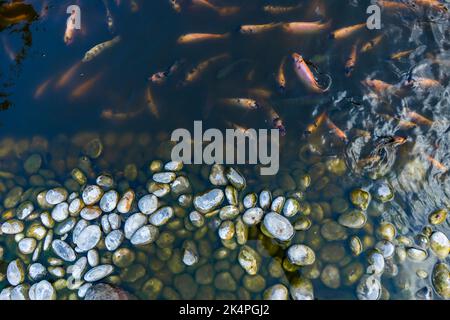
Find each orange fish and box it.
[263,4,302,15]
[219,98,259,110]
[240,23,282,34]
[426,155,448,172]
[177,32,229,44]
[34,78,52,99]
[362,79,398,95]
[305,111,327,134]
[377,0,411,11]
[71,74,102,98]
[415,0,448,12]
[292,53,329,93]
[390,49,414,60]
[276,56,287,92]
[182,53,229,85]
[360,34,383,53]
[282,21,331,34]
[326,116,348,141]
[345,41,359,77]
[406,111,433,126]
[146,86,160,119]
[191,0,239,16]
[55,62,81,88]
[330,23,366,40]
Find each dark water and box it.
[1,0,450,300]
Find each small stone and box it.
[149,206,173,226]
[28,263,47,281]
[100,190,119,213]
[193,189,224,214]
[429,209,448,225]
[243,207,264,226]
[7,259,25,286]
[16,201,34,220]
[105,230,124,251]
[262,212,294,242]
[1,220,24,234]
[238,245,261,275]
[209,164,228,186]
[80,206,102,221]
[214,272,237,291]
[84,265,114,282]
[138,194,158,215]
[130,225,159,246]
[430,232,450,259]
[29,280,56,300]
[52,240,76,262]
[432,263,450,299]
[290,276,314,300]
[225,167,246,190]
[51,202,69,222]
[124,213,147,239]
[287,244,316,266]
[338,210,367,229]
[18,238,37,255]
[356,275,381,300]
[117,190,135,214]
[259,190,272,210]
[74,225,102,251]
[263,284,289,300]
[153,172,176,184]
[283,198,300,217]
[83,138,103,159]
[82,185,103,205]
[24,154,42,174]
[45,188,68,205]
[350,189,371,210]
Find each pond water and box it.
[0,0,449,300]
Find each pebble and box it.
[82,185,103,205]
[130,225,159,246]
[262,212,294,242]
[287,244,316,266]
[138,194,158,215]
[117,190,135,214]
[84,265,114,282]
[52,239,76,262]
[124,213,147,239]
[105,230,124,251]
[193,189,224,214]
[7,259,25,286]
[243,207,264,226]
[1,220,24,234]
[74,225,102,251]
[100,190,119,213]
[29,280,56,300]
[51,202,69,222]
[80,206,102,221]
[149,206,174,226]
[45,188,68,205]
[153,172,176,184]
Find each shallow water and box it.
[0,0,450,300]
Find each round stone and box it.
[117,190,135,214]
[124,213,147,239]
[262,212,294,242]
[131,225,159,246]
[84,265,114,282]
[29,280,56,300]
[74,225,102,251]
[138,194,158,215]
[80,206,102,221]
[1,219,24,234]
[243,207,264,226]
[100,190,119,213]
[52,240,76,262]
[238,245,261,275]
[105,230,124,251]
[82,185,103,206]
[287,244,316,266]
[18,238,37,255]
[193,189,224,214]
[7,259,25,286]
[45,188,68,205]
[338,210,367,229]
[51,202,69,222]
[153,172,176,184]
[149,206,173,226]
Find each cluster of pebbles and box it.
[0,134,448,300]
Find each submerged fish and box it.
[191,0,239,16]
[177,32,229,44]
[219,98,259,110]
[240,23,282,34]
[276,56,287,92]
[182,53,229,85]
[390,49,414,60]
[101,107,144,121]
[56,62,81,88]
[330,23,366,40]
[82,36,121,62]
[169,0,182,13]
[71,73,103,99]
[345,41,359,77]
[263,3,302,15]
[305,111,327,135]
[292,53,329,93]
[263,103,286,136]
[282,21,331,35]
[150,60,185,85]
[361,34,384,53]
[426,154,448,172]
[146,86,160,119]
[216,59,252,80]
[405,110,434,126]
[326,116,348,142]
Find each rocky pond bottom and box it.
[0,132,448,300]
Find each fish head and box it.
[292,53,303,63]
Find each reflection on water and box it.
[0,0,450,300]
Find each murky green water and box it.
[0,0,449,300]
